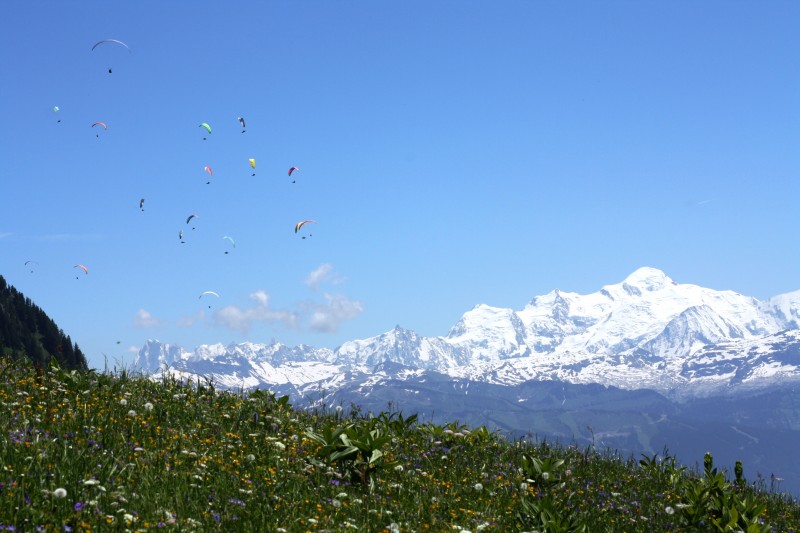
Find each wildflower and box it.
[74,502,85,511]
[274,441,286,451]
[83,479,100,486]
[474,483,483,491]
[520,482,528,492]
[394,465,404,472]
[127,410,137,417]
[144,402,154,411]
[388,523,400,532]
[53,488,67,499]
[665,506,675,515]
[119,399,128,406]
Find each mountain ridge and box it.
[133,267,800,400]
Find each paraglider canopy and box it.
[199,123,211,140]
[139,198,145,211]
[295,219,316,233]
[92,121,107,130]
[91,39,131,52]
[74,264,89,278]
[238,116,246,133]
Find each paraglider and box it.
[92,121,107,137]
[289,166,299,183]
[179,230,185,243]
[91,39,130,73]
[223,236,235,254]
[295,219,316,238]
[199,290,220,308]
[54,106,60,123]
[74,264,89,279]
[139,198,145,211]
[238,116,246,133]
[186,214,199,229]
[199,122,211,140]
[204,165,213,184]
[25,260,39,273]
[249,158,256,176]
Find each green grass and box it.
[1,358,799,532]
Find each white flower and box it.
[274,441,286,451]
[473,483,484,491]
[332,499,342,508]
[144,402,154,411]
[83,479,100,486]
[541,472,550,481]
[308,518,318,524]
[119,398,127,406]
[394,465,404,472]
[665,506,675,515]
[53,488,67,498]
[520,482,529,492]
[388,523,400,532]
[246,454,256,462]
[127,410,137,417]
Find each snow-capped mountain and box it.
[134,267,800,399]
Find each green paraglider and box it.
[199,123,211,140]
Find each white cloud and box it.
[213,291,299,334]
[133,309,162,328]
[307,293,364,333]
[176,311,205,328]
[305,263,344,291]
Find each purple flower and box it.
[74,502,85,511]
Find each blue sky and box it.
[1,1,798,370]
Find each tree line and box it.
[0,275,87,371]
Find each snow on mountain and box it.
[135,267,800,399]
[334,326,468,369]
[133,339,191,373]
[446,304,530,362]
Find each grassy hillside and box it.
[0,359,798,532]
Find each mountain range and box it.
[133,267,800,495]
[134,267,800,400]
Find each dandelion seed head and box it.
[52,488,67,499]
